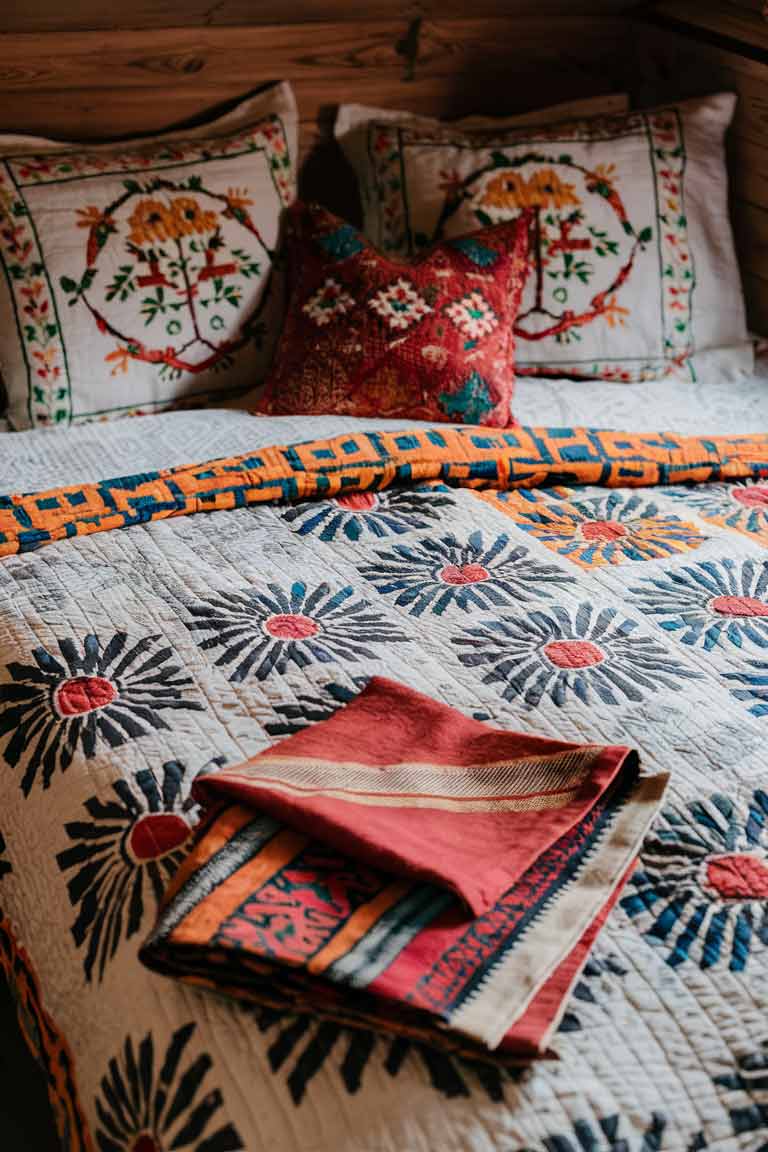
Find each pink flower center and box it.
[335,492,378,512]
[54,675,116,717]
[439,563,490,585]
[132,1135,161,1152]
[264,613,320,640]
[705,853,768,900]
[128,813,191,863]
[580,520,628,542]
[710,595,768,618]
[543,640,605,669]
[732,485,768,508]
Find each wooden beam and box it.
[1,0,639,34]
[650,0,768,60]
[0,18,626,93]
[0,18,629,141]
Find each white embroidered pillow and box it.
[336,93,752,383]
[0,83,297,428]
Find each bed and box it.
[1,3,768,1151]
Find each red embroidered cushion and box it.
[255,201,529,425]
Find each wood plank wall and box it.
[639,1,768,335]
[0,3,635,167]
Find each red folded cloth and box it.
[142,677,667,1058]
[191,677,641,915]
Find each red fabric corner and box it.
[194,676,636,916]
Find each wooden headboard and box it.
[1,0,767,333]
[0,0,635,212]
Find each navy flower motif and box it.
[0,633,204,795]
[93,1023,242,1151]
[529,1112,667,1152]
[664,479,768,544]
[280,485,455,542]
[621,790,768,971]
[359,530,571,617]
[628,558,768,651]
[265,679,369,737]
[57,759,218,982]
[250,1005,518,1105]
[557,951,628,1034]
[724,660,768,718]
[0,830,10,880]
[711,1039,768,1147]
[186,582,408,683]
[453,602,701,708]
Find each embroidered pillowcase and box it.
[336,93,752,383]
[0,83,297,429]
[254,201,529,426]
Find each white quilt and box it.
[0,401,766,1152]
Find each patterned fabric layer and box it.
[142,676,664,1058]
[336,93,752,382]
[1,414,767,1152]
[2,425,768,557]
[255,202,529,425]
[0,83,297,429]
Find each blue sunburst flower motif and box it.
[453,602,702,708]
[93,1023,243,1152]
[186,581,409,683]
[723,659,768,717]
[0,632,204,795]
[710,1039,768,1147]
[358,530,571,617]
[490,487,705,569]
[628,558,768,651]
[621,789,768,971]
[557,951,628,1035]
[57,758,221,983]
[280,485,455,542]
[528,1112,667,1152]
[265,678,369,737]
[664,479,768,544]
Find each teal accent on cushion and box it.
[448,237,499,268]
[318,225,365,261]
[439,371,495,424]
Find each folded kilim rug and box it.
[141,677,667,1059]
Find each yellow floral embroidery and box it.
[225,187,254,211]
[0,185,15,221]
[592,163,617,185]
[127,197,218,247]
[603,294,630,329]
[76,205,114,230]
[105,346,133,375]
[480,168,581,212]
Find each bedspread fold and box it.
[2,424,768,557]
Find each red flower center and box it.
[128,813,191,863]
[580,520,628,542]
[710,595,768,618]
[54,675,116,717]
[439,563,490,585]
[705,853,768,900]
[335,492,378,512]
[732,485,768,508]
[543,640,605,669]
[132,1134,161,1152]
[264,613,320,640]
